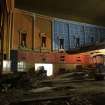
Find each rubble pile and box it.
[0,70,105,105]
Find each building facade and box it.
[1,0,105,75]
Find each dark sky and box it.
[15,0,105,26]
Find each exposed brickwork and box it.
[17,50,91,64]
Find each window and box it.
[20,32,27,47]
[4,54,7,60]
[40,33,47,48]
[41,36,46,47]
[35,63,53,76]
[90,37,94,43]
[3,60,11,73]
[18,61,26,72]
[76,38,80,47]
[59,38,64,49]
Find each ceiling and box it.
[15,0,105,26]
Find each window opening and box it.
[20,32,27,47]
[59,38,64,49]
[76,37,80,47]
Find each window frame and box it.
[19,31,27,48]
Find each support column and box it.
[32,14,35,50]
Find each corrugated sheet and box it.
[69,23,84,49]
[84,26,97,45]
[99,28,105,42]
[53,20,69,51]
[53,18,105,51]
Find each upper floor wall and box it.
[35,15,52,52]
[11,9,52,53]
[12,9,34,50]
[3,7,105,54]
[52,18,105,52]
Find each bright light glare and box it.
[35,64,53,76]
[3,60,11,72]
[99,49,105,54]
[88,49,105,57]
